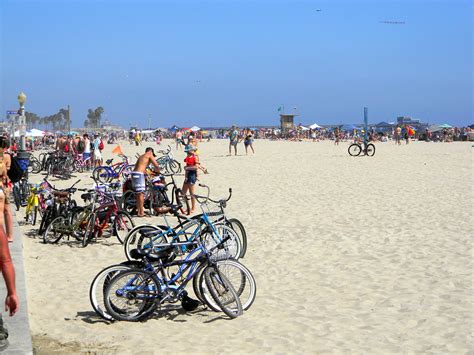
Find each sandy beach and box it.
[18,139,472,353]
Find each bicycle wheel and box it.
[93,167,111,184]
[123,225,168,261]
[43,216,66,244]
[174,188,190,215]
[121,190,137,216]
[196,259,256,312]
[149,189,167,216]
[104,269,160,322]
[204,265,242,318]
[38,206,53,235]
[366,143,376,157]
[227,218,247,258]
[202,224,241,260]
[113,211,135,244]
[348,143,362,157]
[167,160,181,174]
[89,261,143,321]
[82,213,96,247]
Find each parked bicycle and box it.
[348,140,375,157]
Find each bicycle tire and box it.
[93,167,111,184]
[202,224,241,260]
[227,218,247,258]
[168,160,181,174]
[366,143,376,157]
[174,188,190,215]
[123,225,168,261]
[348,143,362,157]
[121,190,137,216]
[113,211,135,244]
[204,266,243,318]
[104,269,160,322]
[89,261,143,321]
[82,213,96,247]
[43,216,66,244]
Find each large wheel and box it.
[113,211,135,244]
[204,266,243,319]
[38,206,53,235]
[202,224,241,260]
[167,160,181,174]
[174,188,190,215]
[43,216,66,244]
[104,269,160,322]
[121,190,137,216]
[123,225,168,261]
[149,188,168,216]
[89,261,143,321]
[82,213,97,247]
[348,143,362,157]
[227,218,247,258]
[196,259,256,312]
[93,167,111,184]
[366,143,376,157]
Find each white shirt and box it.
[84,138,91,153]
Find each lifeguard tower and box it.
[280,113,298,134]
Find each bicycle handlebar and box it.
[194,184,232,205]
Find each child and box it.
[182,145,207,215]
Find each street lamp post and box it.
[17,92,26,150]
[16,92,30,173]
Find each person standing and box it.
[132,147,161,217]
[228,125,239,156]
[0,138,14,243]
[244,129,255,155]
[181,145,207,214]
[92,135,103,167]
[334,127,340,145]
[83,134,92,170]
[395,126,402,145]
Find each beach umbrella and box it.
[190,126,201,132]
[309,123,322,129]
[438,123,452,128]
[26,129,45,137]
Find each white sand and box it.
[19,139,472,353]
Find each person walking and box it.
[92,135,103,167]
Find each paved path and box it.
[0,211,33,354]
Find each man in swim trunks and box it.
[132,147,161,217]
[228,125,239,156]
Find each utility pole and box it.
[67,105,71,135]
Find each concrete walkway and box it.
[0,211,33,354]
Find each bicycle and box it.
[123,188,242,261]
[103,218,246,321]
[92,155,133,184]
[156,145,181,174]
[24,182,50,225]
[72,153,93,173]
[348,140,375,157]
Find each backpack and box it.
[7,154,24,183]
[77,140,85,153]
[99,140,104,151]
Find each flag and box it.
[112,145,124,155]
[277,106,282,112]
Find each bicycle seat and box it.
[81,193,92,201]
[106,158,113,165]
[53,191,69,198]
[129,248,173,262]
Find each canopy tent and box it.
[428,125,443,132]
[141,130,154,134]
[341,124,360,131]
[300,126,310,131]
[189,126,201,132]
[309,123,322,129]
[438,123,452,128]
[13,131,20,137]
[26,129,45,137]
[169,125,179,132]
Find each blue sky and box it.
[0,0,472,128]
